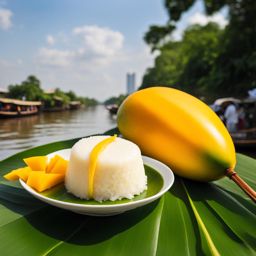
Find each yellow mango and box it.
[4,154,69,192]
[50,156,68,174]
[88,135,117,198]
[117,87,236,181]
[46,155,59,173]
[4,167,32,181]
[26,171,65,192]
[24,156,47,171]
[4,168,24,181]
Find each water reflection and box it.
[0,105,116,160]
[1,106,254,160]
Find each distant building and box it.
[126,73,136,95]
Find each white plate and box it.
[20,149,174,216]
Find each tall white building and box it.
[126,73,136,95]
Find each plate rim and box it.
[19,149,175,212]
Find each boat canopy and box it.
[0,98,42,106]
[69,101,81,105]
[214,97,241,106]
[53,96,63,101]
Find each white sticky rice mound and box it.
[65,136,147,201]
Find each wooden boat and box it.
[106,104,118,115]
[231,127,256,148]
[69,101,81,110]
[0,98,41,118]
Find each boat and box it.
[106,104,118,115]
[214,97,241,106]
[211,97,256,147]
[231,127,256,148]
[69,101,81,110]
[0,98,41,118]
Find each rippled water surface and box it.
[1,105,255,160]
[0,105,116,160]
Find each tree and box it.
[8,75,44,100]
[7,76,98,106]
[141,23,223,99]
[54,88,70,104]
[143,0,256,98]
[178,23,223,97]
[144,24,175,52]
[80,97,98,107]
[65,91,77,101]
[104,94,127,106]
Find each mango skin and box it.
[117,87,236,181]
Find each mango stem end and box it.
[226,168,256,203]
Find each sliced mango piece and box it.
[15,167,32,181]
[4,154,69,192]
[50,157,68,174]
[4,167,32,181]
[4,168,23,181]
[88,135,117,198]
[46,155,59,173]
[27,171,65,192]
[24,156,47,172]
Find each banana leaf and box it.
[0,128,255,256]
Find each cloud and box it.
[46,35,55,45]
[29,25,153,100]
[171,10,228,41]
[38,48,75,67]
[1,43,154,101]
[38,25,125,68]
[189,12,228,28]
[0,8,12,30]
[73,25,124,58]
[171,28,184,41]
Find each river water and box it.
[0,105,116,160]
[0,105,255,160]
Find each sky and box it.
[0,0,228,101]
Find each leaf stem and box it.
[226,169,256,203]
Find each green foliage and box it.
[143,0,256,99]
[54,88,70,104]
[209,0,256,96]
[142,41,184,89]
[40,93,55,108]
[8,75,44,101]
[165,0,197,21]
[55,89,98,107]
[78,97,98,107]
[104,94,127,106]
[141,23,222,99]
[6,75,98,107]
[144,24,175,52]
[65,90,77,101]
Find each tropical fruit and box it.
[4,154,68,192]
[27,171,65,192]
[24,156,48,171]
[4,167,32,182]
[117,87,236,181]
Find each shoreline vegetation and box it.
[0,75,131,118]
[0,75,98,113]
